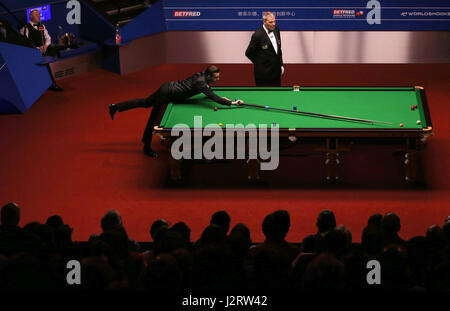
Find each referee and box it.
[109,66,243,157]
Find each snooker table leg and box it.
[247,158,260,181]
[169,156,182,181]
[245,136,260,181]
[160,136,170,147]
[167,138,182,181]
[325,151,340,182]
[324,138,340,182]
[404,138,419,182]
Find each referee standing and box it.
[245,12,284,86]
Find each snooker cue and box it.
[237,102,394,125]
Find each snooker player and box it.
[109,66,243,157]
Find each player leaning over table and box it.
[109,66,243,158]
[246,11,284,86]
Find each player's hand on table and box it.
[231,99,243,106]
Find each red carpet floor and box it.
[0,63,449,242]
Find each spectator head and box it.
[22,221,40,231]
[378,244,410,289]
[101,210,122,232]
[88,233,100,242]
[301,235,316,253]
[316,209,336,233]
[34,223,57,250]
[336,224,352,252]
[99,228,129,256]
[171,247,194,288]
[229,223,251,244]
[228,223,252,254]
[210,210,231,235]
[382,212,401,234]
[199,224,225,245]
[142,253,181,290]
[443,218,450,243]
[262,210,290,241]
[153,227,185,256]
[426,225,445,245]
[406,235,428,280]
[368,213,383,226]
[150,219,169,240]
[252,247,291,291]
[170,222,191,245]
[315,229,348,259]
[1,202,20,227]
[301,253,345,290]
[361,224,384,257]
[46,215,64,229]
[124,251,145,281]
[54,224,73,250]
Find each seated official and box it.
[20,9,63,91]
[109,65,243,158]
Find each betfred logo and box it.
[173,11,201,17]
[333,9,356,16]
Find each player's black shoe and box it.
[49,84,63,92]
[109,104,118,120]
[143,145,158,158]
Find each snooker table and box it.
[154,86,433,182]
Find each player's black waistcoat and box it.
[26,23,45,47]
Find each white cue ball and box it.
[417,120,421,125]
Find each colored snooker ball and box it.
[214,107,218,111]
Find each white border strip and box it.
[165,7,450,9]
[166,19,450,21]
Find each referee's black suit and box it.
[114,72,232,148]
[245,26,283,86]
